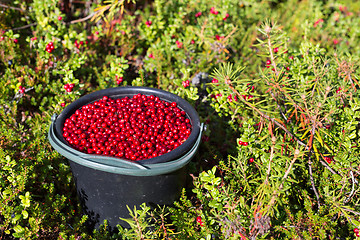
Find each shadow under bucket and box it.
[48,86,202,231]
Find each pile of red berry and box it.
[62,94,192,161]
[64,83,75,92]
[46,42,55,53]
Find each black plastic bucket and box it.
[48,86,202,230]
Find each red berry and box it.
[13,39,18,44]
[196,216,202,223]
[324,156,332,164]
[145,20,152,27]
[195,12,202,18]
[249,157,254,163]
[58,16,63,21]
[354,228,359,234]
[176,40,183,48]
[61,103,66,107]
[242,142,249,146]
[62,94,192,161]
[273,47,279,53]
[210,7,218,15]
[266,60,271,65]
[182,80,190,88]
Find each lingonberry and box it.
[324,156,332,164]
[62,94,192,161]
[249,157,254,163]
[145,20,152,27]
[58,16,63,21]
[273,47,279,53]
[212,78,219,84]
[45,42,55,53]
[176,40,183,48]
[223,13,230,21]
[215,35,224,41]
[19,86,25,94]
[182,80,190,88]
[116,75,123,84]
[210,7,219,15]
[242,142,249,146]
[354,228,359,234]
[64,83,75,92]
[266,59,271,65]
[196,216,204,226]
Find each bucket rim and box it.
[54,86,201,164]
[49,114,203,176]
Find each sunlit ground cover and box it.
[1,0,360,239]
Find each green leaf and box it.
[22,210,28,219]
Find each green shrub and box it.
[0,0,359,239]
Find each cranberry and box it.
[273,47,279,53]
[62,94,192,161]
[266,60,271,65]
